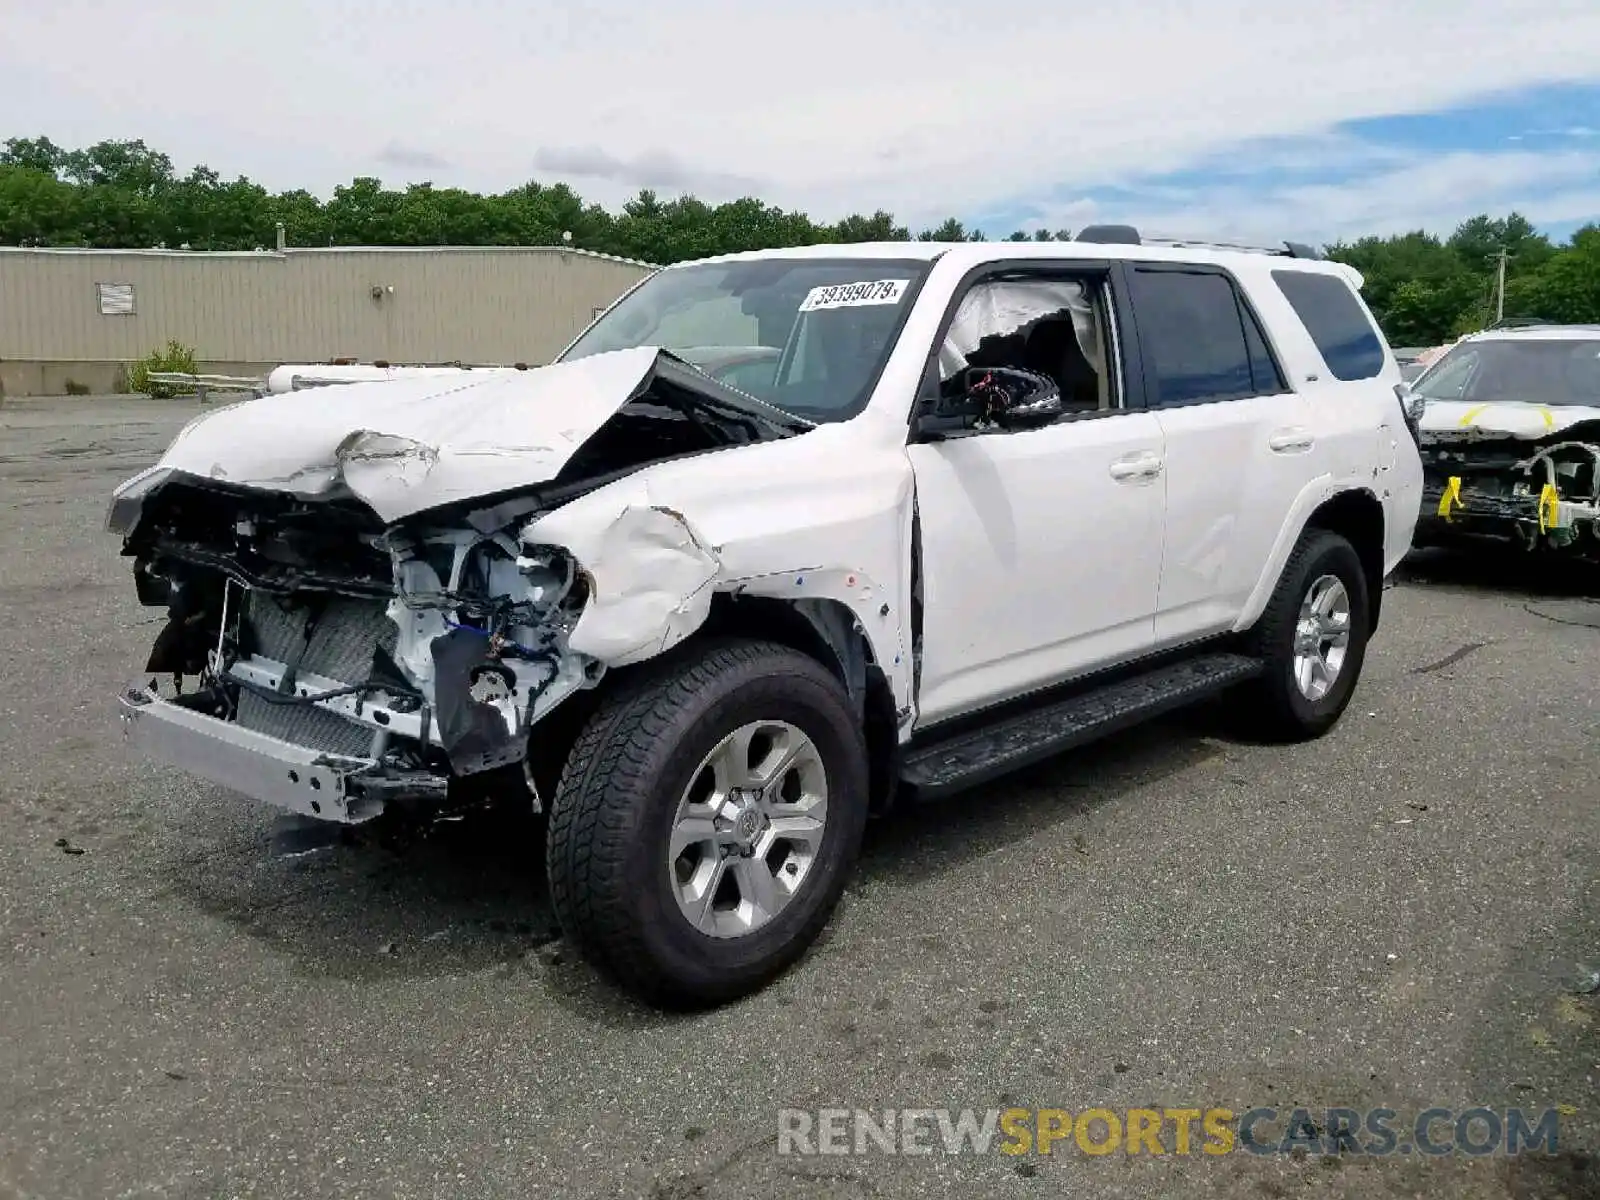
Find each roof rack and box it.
[1073,224,1322,260]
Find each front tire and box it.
[1240,528,1371,741]
[545,638,869,1008]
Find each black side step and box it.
[899,652,1265,799]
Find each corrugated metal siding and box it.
[0,247,654,364]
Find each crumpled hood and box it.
[146,347,668,522]
[1418,399,1600,443]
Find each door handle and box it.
[1109,452,1162,481]
[1268,427,1314,453]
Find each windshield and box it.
[1415,337,1600,407]
[558,258,931,422]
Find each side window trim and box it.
[909,260,1145,442]
[1234,288,1290,396]
[1117,261,1292,410]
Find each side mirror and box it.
[961,366,1064,430]
[929,388,981,421]
[999,380,1065,429]
[1395,382,1425,440]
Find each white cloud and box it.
[374,142,451,171]
[1,0,1599,229]
[1021,147,1600,245]
[529,145,760,194]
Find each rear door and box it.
[1119,263,1317,645]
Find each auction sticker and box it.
[798,279,910,312]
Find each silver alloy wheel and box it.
[1292,573,1352,702]
[668,720,829,939]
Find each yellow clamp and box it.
[1437,476,1463,521]
[1538,483,1561,533]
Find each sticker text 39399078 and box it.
[798,279,910,312]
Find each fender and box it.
[518,423,920,715]
[1232,472,1380,631]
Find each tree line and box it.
[3,136,1597,347]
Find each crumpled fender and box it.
[519,429,917,714]
[525,496,721,665]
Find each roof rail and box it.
[1072,224,1323,260]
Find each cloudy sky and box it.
[3,0,1599,245]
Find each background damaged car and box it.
[110,237,1422,1008]
[1410,324,1600,558]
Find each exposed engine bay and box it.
[1411,332,1600,559]
[1419,420,1600,558]
[110,348,810,825]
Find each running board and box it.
[899,652,1265,799]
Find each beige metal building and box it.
[0,245,655,396]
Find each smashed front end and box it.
[107,348,807,825]
[1418,421,1600,558]
[111,476,599,823]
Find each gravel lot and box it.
[3,396,1599,1200]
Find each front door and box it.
[907,270,1167,727]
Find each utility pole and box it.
[1495,247,1509,324]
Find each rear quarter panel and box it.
[1230,261,1410,628]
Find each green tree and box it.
[829,210,909,242]
[3,136,1599,338]
[0,164,81,244]
[1446,212,1554,280]
[59,138,174,194]
[1327,230,1484,344]
[919,217,970,241]
[1508,225,1600,324]
[1,136,67,174]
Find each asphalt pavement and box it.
[2,396,1599,1199]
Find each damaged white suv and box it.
[110,229,1423,1007]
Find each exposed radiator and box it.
[233,590,397,758]
[244,591,398,681]
[236,691,378,758]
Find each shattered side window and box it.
[938,277,1112,412]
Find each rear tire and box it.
[545,638,869,1009]
[1239,528,1371,741]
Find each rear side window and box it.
[1127,268,1286,405]
[1272,270,1386,381]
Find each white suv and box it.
[108,229,1424,1007]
